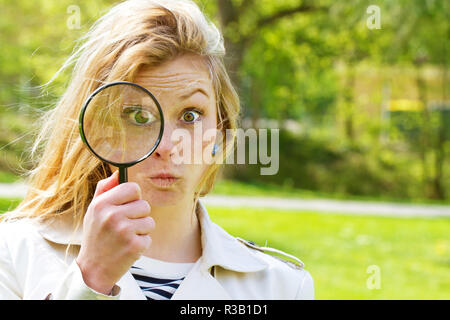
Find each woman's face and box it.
[114,53,218,206]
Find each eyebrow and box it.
[180,87,210,99]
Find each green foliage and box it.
[240,15,339,122]
[0,0,448,199]
[0,0,118,173]
[224,129,449,200]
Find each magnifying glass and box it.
[79,81,164,184]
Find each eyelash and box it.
[180,107,204,123]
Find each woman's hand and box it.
[76,171,155,295]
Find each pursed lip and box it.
[150,172,180,179]
[148,172,180,188]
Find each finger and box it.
[93,170,119,198]
[117,200,151,219]
[135,234,152,253]
[130,217,155,235]
[103,181,142,205]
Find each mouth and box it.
[149,173,180,188]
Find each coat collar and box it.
[34,199,268,299]
[34,199,268,274]
[195,200,268,273]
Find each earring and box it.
[211,144,219,156]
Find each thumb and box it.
[93,170,119,198]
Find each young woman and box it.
[0,0,313,300]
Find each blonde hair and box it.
[3,0,240,226]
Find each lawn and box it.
[0,197,22,213]
[1,198,449,299]
[211,179,450,205]
[207,206,450,299]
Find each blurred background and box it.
[0,0,449,299]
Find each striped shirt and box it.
[130,255,196,300]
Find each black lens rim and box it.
[79,81,165,167]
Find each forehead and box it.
[133,54,214,100]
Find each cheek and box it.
[126,160,152,182]
[185,126,216,184]
[174,118,217,161]
[196,114,218,151]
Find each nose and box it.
[153,123,176,160]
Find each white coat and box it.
[0,200,314,300]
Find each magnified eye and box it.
[122,106,156,126]
[181,109,201,123]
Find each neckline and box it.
[132,255,198,278]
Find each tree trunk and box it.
[250,77,261,129]
[432,115,445,199]
[223,37,246,91]
[343,65,356,142]
[430,63,448,200]
[216,0,328,95]
[415,66,432,197]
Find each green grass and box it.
[212,179,450,205]
[207,206,450,299]
[0,171,22,183]
[1,197,449,299]
[0,197,22,213]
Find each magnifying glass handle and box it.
[119,167,128,184]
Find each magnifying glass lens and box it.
[81,83,163,165]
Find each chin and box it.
[141,179,189,207]
[146,189,182,206]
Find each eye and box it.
[181,109,201,123]
[122,106,156,126]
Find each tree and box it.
[216,0,328,88]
